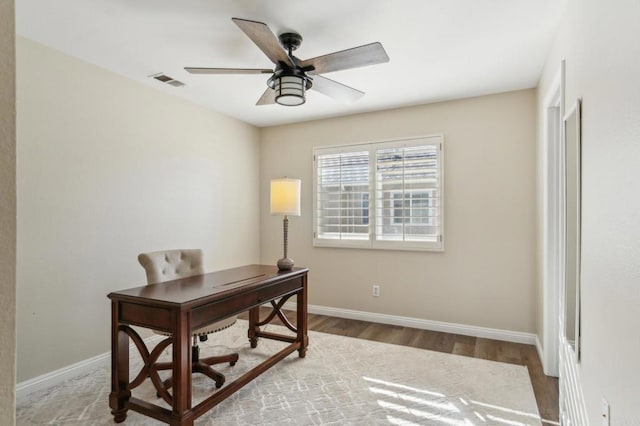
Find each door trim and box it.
[541,59,565,377]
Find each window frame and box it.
[313,135,444,252]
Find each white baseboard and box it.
[16,334,164,399]
[17,305,539,399]
[285,302,538,345]
[535,334,545,369]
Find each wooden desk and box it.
[108,264,308,425]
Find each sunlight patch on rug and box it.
[17,320,541,425]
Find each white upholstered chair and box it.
[138,249,238,389]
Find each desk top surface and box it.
[108,264,307,306]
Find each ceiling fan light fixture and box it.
[274,75,306,106]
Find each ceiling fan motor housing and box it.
[278,32,303,52]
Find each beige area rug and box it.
[17,320,541,425]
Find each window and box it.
[314,135,443,251]
[392,192,434,225]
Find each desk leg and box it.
[109,301,130,423]
[297,274,309,358]
[171,310,194,426]
[248,306,260,348]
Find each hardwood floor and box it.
[240,308,559,424]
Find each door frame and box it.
[541,60,565,377]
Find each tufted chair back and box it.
[138,249,204,284]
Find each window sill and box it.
[313,238,444,252]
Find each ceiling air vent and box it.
[149,73,185,88]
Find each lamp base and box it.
[277,257,294,271]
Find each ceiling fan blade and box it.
[300,42,389,75]
[232,18,293,67]
[310,75,365,103]
[185,67,272,75]
[256,88,276,105]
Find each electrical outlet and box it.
[372,285,380,297]
[601,398,610,426]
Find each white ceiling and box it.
[16,0,564,127]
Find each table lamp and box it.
[270,178,301,271]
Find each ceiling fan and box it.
[185,18,390,106]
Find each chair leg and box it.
[161,377,173,392]
[193,361,226,389]
[155,345,239,396]
[200,352,239,367]
[158,343,202,394]
[157,358,231,393]
[195,352,239,389]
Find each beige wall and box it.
[537,0,640,424]
[16,38,261,382]
[260,90,537,333]
[0,0,17,423]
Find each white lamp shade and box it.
[270,178,301,216]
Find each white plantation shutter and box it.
[314,135,443,251]
[375,143,441,244]
[315,150,371,244]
